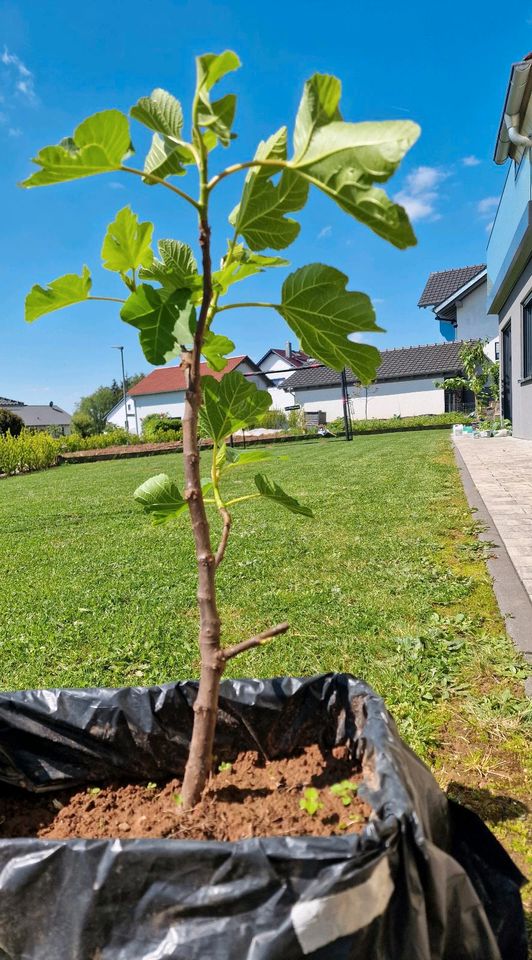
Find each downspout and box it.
[505,113,532,149]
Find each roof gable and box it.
[128,356,265,397]
[257,348,310,369]
[283,340,476,391]
[418,265,486,308]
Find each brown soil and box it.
[0,745,370,842]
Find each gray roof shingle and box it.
[283,340,474,391]
[0,397,24,406]
[0,404,72,427]
[418,265,486,307]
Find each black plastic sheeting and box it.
[0,672,526,960]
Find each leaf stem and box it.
[225,493,261,507]
[87,296,127,304]
[120,165,201,211]
[207,158,287,192]
[215,301,278,313]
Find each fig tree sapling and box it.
[22,54,419,807]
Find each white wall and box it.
[258,353,296,409]
[498,256,532,440]
[293,377,447,422]
[455,281,499,342]
[106,360,268,434]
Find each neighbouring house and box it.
[0,397,72,435]
[418,264,499,359]
[488,52,532,439]
[282,340,477,423]
[107,356,270,433]
[256,342,311,409]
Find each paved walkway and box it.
[454,436,532,678]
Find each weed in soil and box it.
[0,744,371,842]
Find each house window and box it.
[524,296,532,379]
[494,341,500,361]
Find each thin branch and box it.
[207,158,288,192]
[215,301,278,313]
[87,296,127,304]
[214,507,232,568]
[222,622,289,662]
[120,165,201,211]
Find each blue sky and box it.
[0,0,528,411]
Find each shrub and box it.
[59,429,140,452]
[258,409,288,430]
[0,430,60,476]
[71,411,95,437]
[328,412,467,435]
[142,414,183,443]
[0,409,24,438]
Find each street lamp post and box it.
[112,345,128,432]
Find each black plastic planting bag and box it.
[0,673,526,960]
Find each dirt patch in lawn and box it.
[0,744,370,842]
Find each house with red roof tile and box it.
[107,356,270,434]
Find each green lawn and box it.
[1,432,530,884]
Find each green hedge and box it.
[59,429,141,452]
[0,430,61,476]
[328,412,467,435]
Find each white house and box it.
[282,340,476,423]
[418,264,499,360]
[107,355,269,434]
[256,343,311,409]
[487,52,532,439]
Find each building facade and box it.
[282,341,475,423]
[107,356,269,433]
[256,344,310,410]
[487,53,532,439]
[418,264,499,359]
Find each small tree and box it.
[71,411,94,437]
[0,409,24,438]
[437,341,499,420]
[21,54,418,807]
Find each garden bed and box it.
[0,743,370,841]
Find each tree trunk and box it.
[180,217,224,809]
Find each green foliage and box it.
[213,244,288,294]
[258,409,288,429]
[438,341,499,419]
[130,88,195,181]
[254,473,314,517]
[299,787,323,815]
[25,266,92,322]
[0,409,24,438]
[101,206,154,277]
[200,331,235,372]
[20,110,131,188]
[0,429,60,475]
[139,240,202,299]
[194,51,241,148]
[121,285,195,365]
[199,371,271,443]
[76,385,118,434]
[229,128,308,250]
[71,411,95,438]
[61,428,138,452]
[133,473,187,524]
[288,75,419,248]
[141,414,183,443]
[278,264,381,381]
[330,780,358,805]
[328,412,469,435]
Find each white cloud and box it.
[1,47,36,103]
[317,224,332,239]
[477,196,499,216]
[485,219,494,234]
[108,181,126,190]
[393,165,447,221]
[462,155,481,167]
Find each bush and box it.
[0,430,60,476]
[141,414,183,443]
[257,409,288,430]
[59,429,140,452]
[0,409,24,438]
[328,412,467,435]
[71,411,95,437]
